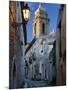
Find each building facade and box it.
[25,4,56,82]
[56,4,66,85]
[9,1,25,89]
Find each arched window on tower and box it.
[42,23,45,34]
[34,23,36,35]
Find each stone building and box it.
[25,4,56,82]
[32,4,49,38]
[56,4,66,85]
[9,1,25,89]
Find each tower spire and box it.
[39,3,43,8]
[33,2,49,38]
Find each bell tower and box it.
[33,3,49,38]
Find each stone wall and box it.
[9,1,25,88]
[56,5,66,85]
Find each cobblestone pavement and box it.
[24,79,50,88]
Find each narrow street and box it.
[9,1,66,89]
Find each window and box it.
[13,63,16,77]
[17,2,19,7]
[42,23,45,34]
[34,23,36,35]
[20,41,23,45]
[45,69,46,78]
[41,50,43,53]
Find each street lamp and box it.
[11,3,30,45]
[11,3,30,27]
[21,3,30,45]
[22,3,30,23]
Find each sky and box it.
[24,2,61,42]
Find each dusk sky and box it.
[24,2,61,42]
